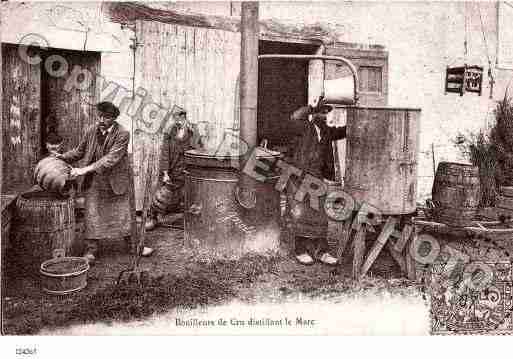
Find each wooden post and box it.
[394,223,413,253]
[405,226,417,280]
[337,217,353,260]
[352,224,366,280]
[387,240,407,274]
[360,216,398,278]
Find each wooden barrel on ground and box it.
[345,107,421,215]
[34,156,73,196]
[432,162,481,227]
[11,190,76,272]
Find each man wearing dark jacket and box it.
[60,101,152,264]
[287,97,346,266]
[145,108,202,230]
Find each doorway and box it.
[257,40,320,159]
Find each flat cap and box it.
[96,101,120,118]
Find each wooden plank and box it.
[212,30,225,149]
[406,227,417,280]
[185,26,195,123]
[107,2,339,43]
[336,217,353,260]
[394,223,413,253]
[193,27,203,129]
[387,240,407,274]
[360,216,398,278]
[352,224,366,280]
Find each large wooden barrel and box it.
[345,107,421,214]
[184,149,281,259]
[34,156,73,196]
[432,162,481,227]
[11,190,76,272]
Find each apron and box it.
[83,130,131,239]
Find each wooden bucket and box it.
[11,190,76,272]
[40,249,89,295]
[34,156,73,196]
[432,162,481,227]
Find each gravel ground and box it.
[0,217,441,335]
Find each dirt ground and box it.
[1,213,428,335]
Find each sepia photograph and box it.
[1,0,513,341]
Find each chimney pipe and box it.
[239,1,259,152]
[237,2,259,209]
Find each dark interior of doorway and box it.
[40,48,101,157]
[257,40,319,160]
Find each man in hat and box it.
[286,96,346,266]
[58,101,153,264]
[145,107,203,230]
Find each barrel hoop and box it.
[186,175,238,183]
[41,283,87,295]
[13,225,74,234]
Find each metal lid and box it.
[185,148,282,168]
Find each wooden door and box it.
[2,44,42,193]
[41,49,101,153]
[133,20,241,210]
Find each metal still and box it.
[183,149,282,259]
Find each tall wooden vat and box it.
[184,149,282,259]
[345,107,421,215]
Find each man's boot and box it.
[145,210,160,231]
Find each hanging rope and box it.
[478,3,495,98]
[464,1,468,62]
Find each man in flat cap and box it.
[145,107,203,230]
[58,101,153,264]
[286,96,346,266]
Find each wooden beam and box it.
[394,223,413,253]
[360,216,398,278]
[107,2,340,44]
[405,227,417,280]
[387,240,407,274]
[337,217,353,260]
[352,224,366,280]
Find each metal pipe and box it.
[239,2,259,151]
[237,2,259,210]
[258,54,360,103]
